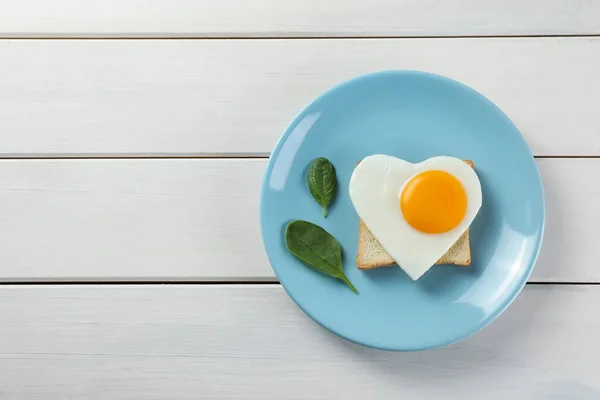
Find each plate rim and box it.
[260,70,546,351]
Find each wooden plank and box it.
[0,284,598,399]
[0,159,269,280]
[0,38,598,157]
[2,0,599,37]
[0,158,593,282]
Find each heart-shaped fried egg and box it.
[349,155,482,280]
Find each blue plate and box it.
[260,71,545,351]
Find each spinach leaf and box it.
[285,220,358,294]
[307,157,337,217]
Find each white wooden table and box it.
[1,2,599,398]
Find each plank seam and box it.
[0,34,599,40]
[0,155,598,160]
[0,281,596,285]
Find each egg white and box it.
[349,155,482,280]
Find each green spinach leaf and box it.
[285,220,357,293]
[307,157,337,217]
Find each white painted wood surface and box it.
[1,38,599,157]
[0,285,598,399]
[3,0,599,37]
[0,159,267,281]
[0,158,592,282]
[1,2,599,398]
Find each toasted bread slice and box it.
[356,160,474,270]
[357,221,471,269]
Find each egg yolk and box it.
[400,170,467,234]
